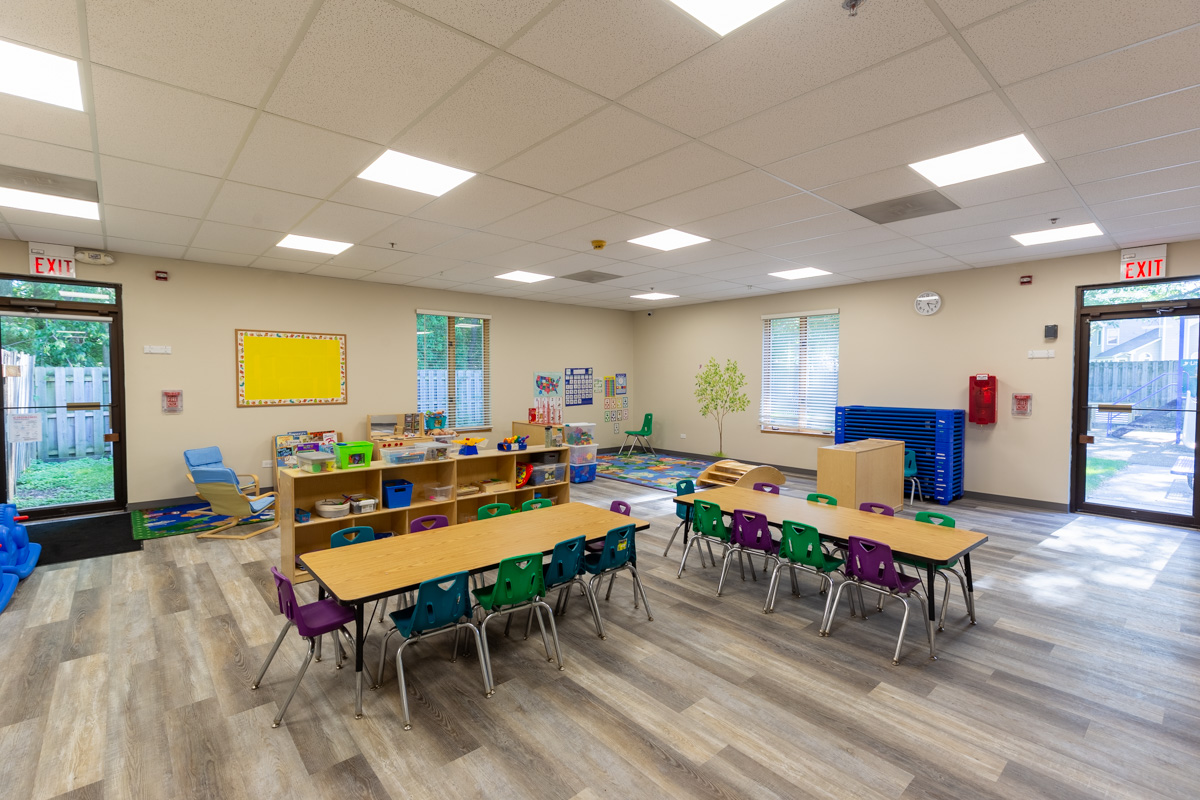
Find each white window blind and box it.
[761,311,839,433]
[416,312,491,430]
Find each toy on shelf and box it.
[424,410,447,432]
[403,413,423,436]
[515,463,533,488]
[453,437,487,456]
[498,435,529,451]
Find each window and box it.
[761,310,839,433]
[416,310,491,430]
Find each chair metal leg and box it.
[479,614,497,695]
[251,620,292,689]
[663,517,686,557]
[314,631,323,662]
[374,628,398,688]
[395,638,414,730]
[822,580,852,636]
[764,563,782,612]
[626,566,652,621]
[273,637,316,727]
[463,622,491,696]
[677,535,701,577]
[536,601,564,670]
[338,627,374,687]
[532,603,553,661]
[378,596,389,623]
[716,547,736,596]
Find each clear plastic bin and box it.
[383,446,425,464]
[569,444,597,465]
[426,484,453,502]
[564,423,596,446]
[530,463,566,486]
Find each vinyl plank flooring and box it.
[32,652,108,800]
[61,586,110,662]
[164,698,249,800]
[0,620,66,726]
[104,658,171,800]
[309,754,392,800]
[25,566,80,627]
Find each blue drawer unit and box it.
[834,406,965,505]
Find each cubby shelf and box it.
[278,445,570,584]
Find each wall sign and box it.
[6,413,41,443]
[1012,393,1032,417]
[29,242,75,278]
[162,389,183,414]
[564,367,592,406]
[1119,244,1166,281]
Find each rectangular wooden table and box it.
[300,502,649,717]
[675,486,987,657]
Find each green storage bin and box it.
[334,441,373,469]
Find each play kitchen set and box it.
[278,443,571,585]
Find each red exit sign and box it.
[28,242,77,279]
[1120,244,1166,281]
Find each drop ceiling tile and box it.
[206,182,321,231]
[1005,25,1200,127]
[1,209,101,234]
[935,236,1026,257]
[629,171,797,227]
[360,271,418,285]
[0,95,91,150]
[964,0,1200,87]
[1058,128,1200,185]
[378,254,468,278]
[8,224,102,249]
[674,250,790,275]
[308,264,373,280]
[328,179,434,217]
[887,188,1080,236]
[266,0,490,143]
[725,211,874,250]
[509,0,715,99]
[960,241,1114,265]
[0,0,81,56]
[607,269,693,290]
[102,206,200,246]
[935,0,1023,27]
[762,225,900,260]
[426,231,526,261]
[190,220,281,255]
[91,67,252,177]
[823,247,959,273]
[400,0,554,47]
[437,263,510,282]
[621,0,944,136]
[697,263,786,282]
[474,242,576,269]
[538,281,627,297]
[937,163,1068,207]
[104,238,186,260]
[801,238,929,265]
[483,197,612,240]
[703,38,989,166]
[567,143,748,211]
[86,0,309,105]
[630,240,747,269]
[410,175,550,229]
[1113,221,1200,247]
[535,252,622,277]
[539,214,663,251]
[1092,186,1200,221]
[0,133,93,180]
[686,193,841,240]
[0,223,14,240]
[841,258,966,280]
[229,115,380,197]
[1075,161,1200,205]
[291,202,398,242]
[327,245,407,270]
[390,55,604,173]
[765,93,1021,190]
[489,106,687,194]
[184,248,256,267]
[247,256,317,273]
[259,245,332,264]
[1103,206,1200,234]
[813,167,934,210]
[1035,86,1200,160]
[402,276,460,290]
[362,217,470,251]
[910,207,1095,248]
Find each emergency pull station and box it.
[969,374,997,425]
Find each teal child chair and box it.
[904,449,924,504]
[619,413,655,457]
[662,479,694,558]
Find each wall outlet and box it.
[261,460,271,467]
[680,433,686,439]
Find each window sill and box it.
[454,427,492,434]
[760,428,834,439]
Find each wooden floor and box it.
[1,475,1198,799]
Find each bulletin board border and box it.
[236,329,348,407]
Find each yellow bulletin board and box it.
[236,330,347,407]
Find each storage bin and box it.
[427,484,453,502]
[297,451,336,473]
[570,463,597,483]
[564,423,596,446]
[497,441,526,451]
[569,444,597,465]
[333,441,374,469]
[530,463,566,486]
[349,496,377,514]
[315,499,350,518]
[383,446,424,465]
[382,479,413,509]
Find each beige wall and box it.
[632,240,1200,504]
[0,239,635,504]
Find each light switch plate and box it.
[144,345,172,354]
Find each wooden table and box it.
[674,486,987,657]
[817,438,904,512]
[300,502,649,717]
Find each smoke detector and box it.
[591,239,606,251]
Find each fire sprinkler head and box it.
[842,0,866,16]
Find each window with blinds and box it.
[761,310,839,433]
[416,311,491,430]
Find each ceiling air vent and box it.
[850,190,959,224]
[561,270,621,284]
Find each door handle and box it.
[1079,435,1094,444]
[67,402,102,410]
[104,433,119,442]
[1097,404,1133,413]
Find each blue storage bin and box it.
[382,479,414,509]
[570,463,597,483]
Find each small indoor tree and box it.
[694,357,749,457]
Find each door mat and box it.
[595,453,713,491]
[131,501,276,540]
[27,513,143,565]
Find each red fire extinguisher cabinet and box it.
[969,374,996,425]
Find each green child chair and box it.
[477,502,512,520]
[473,553,563,691]
[619,413,655,457]
[896,511,974,630]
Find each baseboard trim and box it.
[958,491,1069,513]
[598,447,816,480]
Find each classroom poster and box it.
[604,375,616,397]
[533,371,563,397]
[616,373,627,395]
[564,367,593,406]
[6,413,41,443]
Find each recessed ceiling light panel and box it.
[667,0,788,36]
[358,150,475,197]
[769,267,832,280]
[278,234,352,255]
[496,270,552,283]
[909,134,1045,187]
[0,187,98,219]
[1012,222,1103,246]
[0,41,83,110]
[631,292,679,300]
[628,229,710,251]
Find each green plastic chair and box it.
[767,522,850,631]
[904,449,924,504]
[619,413,655,457]
[806,493,837,506]
[676,499,731,578]
[472,553,563,690]
[896,511,974,630]
[521,498,552,512]
[477,502,512,520]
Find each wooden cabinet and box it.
[279,446,570,584]
[816,438,904,513]
[511,421,563,444]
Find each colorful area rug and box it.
[595,453,713,491]
[131,501,275,540]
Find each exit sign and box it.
[28,242,76,279]
[1120,244,1166,281]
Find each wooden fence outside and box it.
[1087,360,1197,404]
[2,350,37,498]
[33,366,112,461]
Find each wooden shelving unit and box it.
[278,445,570,583]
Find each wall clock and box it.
[914,291,941,316]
